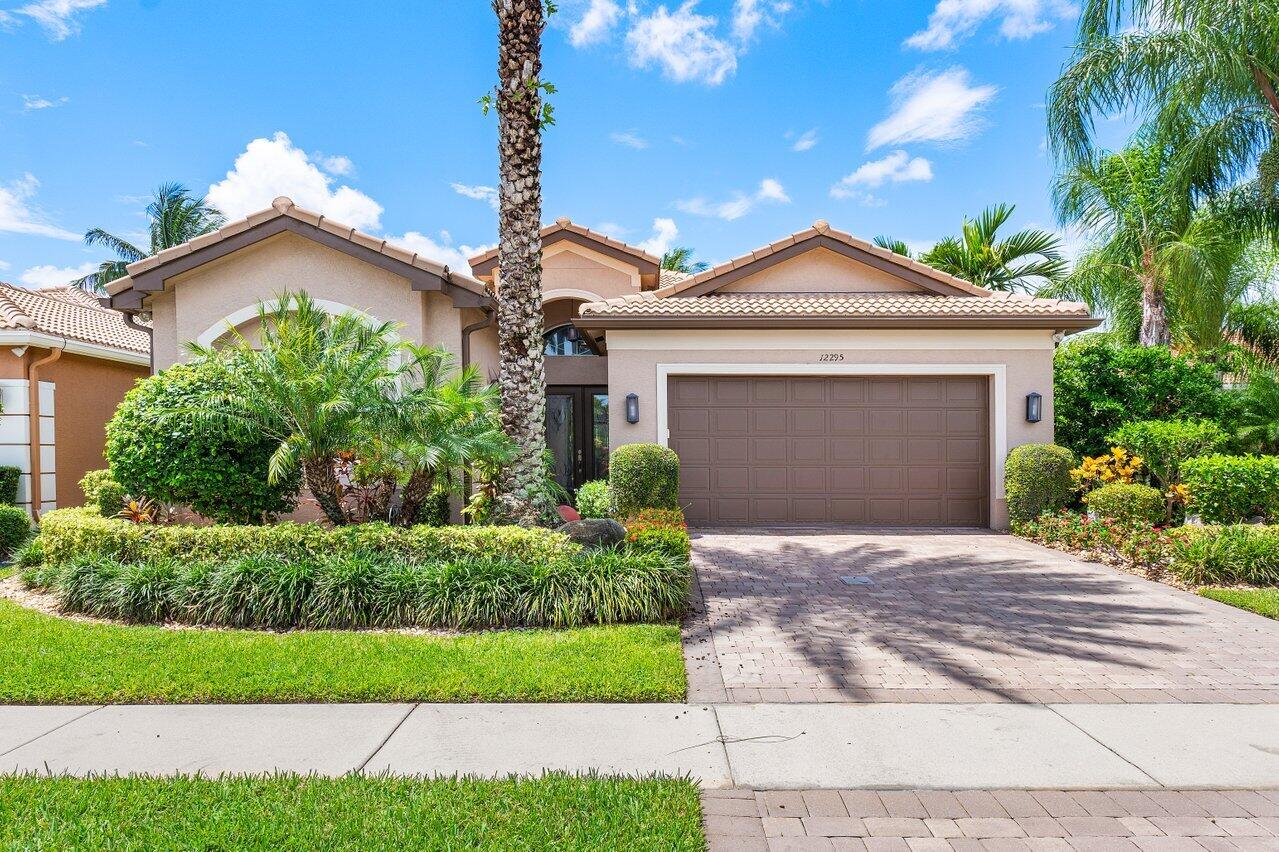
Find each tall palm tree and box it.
[488,0,558,526]
[1050,141,1242,345]
[872,236,913,258]
[1047,0,1279,200]
[76,183,223,293]
[660,246,709,274]
[919,204,1067,292]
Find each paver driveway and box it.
[687,530,1279,704]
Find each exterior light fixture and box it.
[625,393,640,424]
[1026,392,1043,423]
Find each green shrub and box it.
[1004,444,1075,523]
[78,469,127,515]
[575,480,611,519]
[38,548,690,630]
[0,505,31,560]
[105,361,300,524]
[418,489,451,527]
[0,466,19,505]
[610,444,680,516]
[36,508,579,570]
[1085,482,1164,526]
[1107,419,1228,489]
[1054,337,1228,458]
[1182,455,1279,523]
[623,509,691,561]
[1171,525,1279,586]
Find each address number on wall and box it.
[816,353,845,362]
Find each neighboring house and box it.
[0,283,150,514]
[103,198,1097,529]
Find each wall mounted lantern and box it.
[625,393,640,424]
[1026,392,1043,423]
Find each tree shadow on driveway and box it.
[690,529,1267,702]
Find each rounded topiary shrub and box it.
[105,360,300,524]
[0,504,31,559]
[574,480,611,519]
[1005,444,1075,524]
[610,444,680,516]
[1085,482,1164,526]
[79,469,127,515]
[0,465,20,506]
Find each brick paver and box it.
[702,789,1279,851]
[688,530,1279,703]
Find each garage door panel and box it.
[670,376,988,527]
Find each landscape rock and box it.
[557,518,626,550]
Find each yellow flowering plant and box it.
[1071,447,1144,493]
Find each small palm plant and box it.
[77,183,224,293]
[921,204,1067,292]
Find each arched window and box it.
[544,323,593,356]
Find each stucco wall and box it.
[151,232,464,370]
[43,352,147,508]
[716,248,927,294]
[603,328,1059,529]
[541,245,639,298]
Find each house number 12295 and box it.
[817,353,845,362]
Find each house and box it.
[103,197,1097,529]
[0,283,150,514]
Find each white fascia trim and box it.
[195,299,383,347]
[653,362,1008,497]
[0,331,149,366]
[543,288,607,304]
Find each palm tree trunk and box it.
[491,0,556,527]
[396,469,436,527]
[303,458,348,526]
[1138,252,1171,347]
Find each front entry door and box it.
[546,385,609,497]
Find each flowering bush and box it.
[1071,447,1143,493]
[1014,509,1178,580]
[623,508,690,561]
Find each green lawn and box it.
[0,598,685,703]
[0,774,705,851]
[1198,587,1279,620]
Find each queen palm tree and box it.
[75,183,223,293]
[918,204,1067,292]
[660,246,709,274]
[489,0,558,526]
[1047,0,1279,201]
[1050,141,1244,345]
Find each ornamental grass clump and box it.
[1170,525,1279,587]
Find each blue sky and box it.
[0,0,1132,287]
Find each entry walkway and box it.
[3,702,1278,790]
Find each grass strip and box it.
[1198,586,1279,620]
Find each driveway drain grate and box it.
[840,575,873,586]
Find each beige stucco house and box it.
[104,197,1097,529]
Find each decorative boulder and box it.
[558,518,626,550]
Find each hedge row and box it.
[26,549,690,630]
[1182,455,1279,524]
[38,508,578,569]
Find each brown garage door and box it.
[668,375,989,526]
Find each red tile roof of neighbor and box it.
[0,283,150,354]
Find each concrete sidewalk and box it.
[3,702,1278,789]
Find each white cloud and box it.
[787,127,819,152]
[732,0,791,42]
[835,190,888,208]
[594,221,630,236]
[832,151,933,196]
[451,182,499,211]
[626,2,738,85]
[386,231,494,275]
[570,0,623,46]
[0,259,11,272]
[0,173,79,240]
[676,178,790,221]
[21,94,68,111]
[610,129,649,149]
[1,0,107,40]
[206,132,383,230]
[867,67,997,150]
[315,154,354,176]
[906,0,1077,50]
[637,217,679,256]
[17,260,96,288]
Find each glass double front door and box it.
[546,385,609,496]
